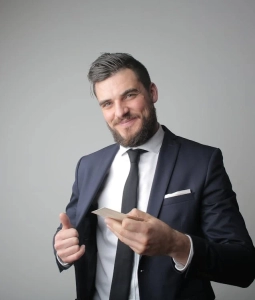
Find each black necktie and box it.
[109,149,145,300]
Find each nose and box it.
[114,101,128,119]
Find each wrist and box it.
[168,230,191,265]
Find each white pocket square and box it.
[164,189,191,199]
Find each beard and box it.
[107,103,158,147]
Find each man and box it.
[54,53,255,300]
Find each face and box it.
[95,69,158,147]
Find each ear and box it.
[150,83,158,104]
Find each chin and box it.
[121,129,140,141]
[117,125,139,137]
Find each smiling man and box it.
[96,68,158,147]
[54,53,255,300]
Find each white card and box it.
[92,207,143,221]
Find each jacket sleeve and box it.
[185,148,255,287]
[53,157,83,272]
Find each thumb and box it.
[59,212,72,229]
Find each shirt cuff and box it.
[56,254,71,267]
[173,235,193,272]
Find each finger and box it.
[59,213,72,230]
[106,218,143,244]
[106,216,144,235]
[54,236,79,251]
[55,228,79,241]
[105,217,123,231]
[59,245,85,264]
[112,228,147,254]
[58,244,80,258]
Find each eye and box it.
[126,93,137,99]
[101,101,112,108]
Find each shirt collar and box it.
[119,124,164,156]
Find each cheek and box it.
[130,102,148,115]
[102,110,113,124]
[137,104,150,118]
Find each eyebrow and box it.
[98,99,110,106]
[98,88,140,106]
[120,88,140,97]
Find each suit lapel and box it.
[146,127,180,218]
[76,144,119,227]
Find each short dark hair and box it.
[88,53,151,96]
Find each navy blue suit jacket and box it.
[55,126,255,300]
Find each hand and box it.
[54,213,85,264]
[105,209,190,265]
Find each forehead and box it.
[95,69,141,100]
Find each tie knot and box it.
[127,149,146,163]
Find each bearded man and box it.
[53,53,255,300]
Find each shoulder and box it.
[76,143,119,170]
[176,135,223,166]
[162,125,221,161]
[81,143,119,160]
[176,135,217,152]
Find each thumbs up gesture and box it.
[54,213,85,264]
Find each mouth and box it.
[116,117,137,128]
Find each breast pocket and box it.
[159,193,196,232]
[163,192,195,206]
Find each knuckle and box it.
[73,237,79,245]
[73,229,79,238]
[141,236,149,247]
[55,231,63,240]
[54,241,61,250]
[143,225,152,235]
[69,237,79,246]
[55,240,66,250]
[136,245,146,255]
[122,219,129,229]
[57,249,64,257]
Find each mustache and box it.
[112,114,139,126]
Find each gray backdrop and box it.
[0,1,254,299]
